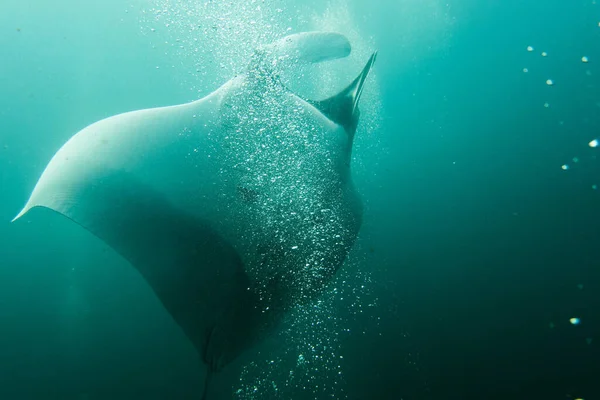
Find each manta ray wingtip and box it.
[11,208,27,222]
[11,202,34,222]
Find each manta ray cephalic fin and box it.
[308,51,377,137]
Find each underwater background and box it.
[0,0,599,399]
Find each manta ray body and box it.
[13,31,376,394]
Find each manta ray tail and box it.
[308,51,378,137]
[201,369,213,400]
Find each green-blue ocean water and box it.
[0,0,599,399]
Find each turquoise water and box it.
[1,0,599,399]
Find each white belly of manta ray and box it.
[12,31,377,396]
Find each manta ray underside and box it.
[13,31,377,398]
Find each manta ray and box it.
[13,31,376,398]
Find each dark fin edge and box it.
[308,51,378,137]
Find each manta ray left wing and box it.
[37,169,264,372]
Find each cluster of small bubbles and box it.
[138,0,385,196]
[136,2,382,397]
[524,44,557,99]
[524,40,599,178]
[139,0,301,95]
[233,250,375,399]
[235,293,349,399]
[306,0,384,185]
[237,359,287,399]
[216,56,376,398]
